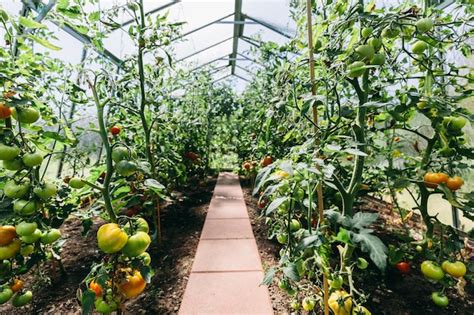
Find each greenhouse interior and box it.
[0,0,473,314]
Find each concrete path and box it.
[179,172,273,315]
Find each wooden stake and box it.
[305,1,329,314]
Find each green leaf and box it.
[283,263,300,281]
[351,230,387,271]
[265,196,288,215]
[335,227,351,243]
[349,212,379,230]
[19,16,47,29]
[28,35,62,51]
[261,267,276,286]
[81,289,95,315]
[144,179,165,193]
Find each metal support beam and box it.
[240,35,261,48]
[243,14,294,39]
[230,0,244,74]
[212,74,231,84]
[170,12,234,43]
[236,64,255,76]
[189,55,229,73]
[237,52,264,67]
[208,65,229,76]
[176,36,233,63]
[118,0,180,28]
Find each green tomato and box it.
[290,300,300,310]
[0,287,13,305]
[357,257,369,270]
[289,219,301,232]
[21,228,42,244]
[330,275,344,289]
[3,180,30,199]
[40,228,61,245]
[371,53,385,66]
[69,177,85,189]
[355,45,375,62]
[20,244,34,256]
[22,153,43,167]
[294,188,304,200]
[381,27,400,38]
[95,297,118,313]
[0,144,21,161]
[415,245,423,252]
[13,199,39,216]
[122,231,151,257]
[431,292,448,307]
[3,159,23,171]
[416,18,434,33]
[15,221,37,236]
[11,290,33,307]
[348,61,366,78]
[421,260,444,281]
[115,160,138,177]
[361,27,373,38]
[412,41,428,54]
[12,107,40,124]
[368,38,382,51]
[139,252,151,266]
[112,146,130,163]
[276,234,288,244]
[33,182,57,201]
[302,297,316,311]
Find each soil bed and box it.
[242,180,474,315]
[1,176,216,315]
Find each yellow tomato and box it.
[97,223,128,254]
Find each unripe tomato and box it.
[370,53,385,65]
[302,297,316,311]
[441,261,466,278]
[368,38,382,51]
[0,144,20,161]
[290,300,300,310]
[89,281,103,297]
[15,221,37,236]
[13,200,39,216]
[329,290,352,315]
[0,104,12,119]
[4,180,30,199]
[10,279,23,293]
[122,231,151,257]
[69,177,86,189]
[33,182,57,200]
[421,261,444,281]
[416,18,434,33]
[412,41,428,54]
[110,125,121,135]
[276,234,287,244]
[289,219,301,232]
[40,228,61,244]
[11,290,32,307]
[3,158,23,171]
[0,287,13,304]
[352,305,371,315]
[0,239,21,260]
[330,275,344,289]
[119,269,146,299]
[381,27,400,38]
[20,244,34,256]
[97,223,128,254]
[11,107,40,124]
[357,257,369,270]
[94,297,118,313]
[446,176,463,191]
[348,61,366,78]
[115,160,138,177]
[415,245,423,252]
[0,226,17,246]
[21,229,42,244]
[112,146,129,163]
[22,153,43,167]
[135,218,149,233]
[431,292,448,307]
[139,252,152,266]
[395,261,411,274]
[361,27,373,38]
[355,45,375,62]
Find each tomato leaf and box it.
[283,263,300,281]
[265,196,288,216]
[28,35,62,51]
[261,267,276,286]
[81,290,95,315]
[19,16,47,29]
[350,230,388,271]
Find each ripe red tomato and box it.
[110,125,121,135]
[395,261,411,274]
[0,104,12,119]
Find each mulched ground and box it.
[0,176,216,314]
[241,181,474,315]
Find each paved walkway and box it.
[179,172,273,315]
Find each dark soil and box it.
[242,182,474,315]
[0,176,216,315]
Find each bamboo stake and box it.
[305,1,329,314]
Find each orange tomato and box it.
[423,172,448,188]
[0,104,12,119]
[89,281,103,297]
[11,279,24,293]
[260,156,273,167]
[119,270,146,299]
[242,161,251,170]
[446,176,464,191]
[0,226,17,246]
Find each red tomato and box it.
[395,261,411,274]
[0,104,12,119]
[110,126,121,135]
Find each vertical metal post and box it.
[306,1,329,315]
